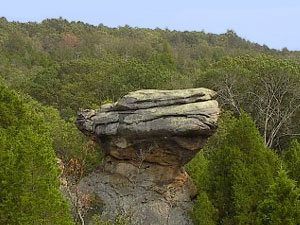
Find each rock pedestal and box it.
[76,88,220,225]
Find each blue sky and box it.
[2,0,300,50]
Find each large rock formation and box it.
[76,88,220,225]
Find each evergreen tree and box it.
[187,153,217,225]
[188,113,280,225]
[283,139,300,185]
[0,83,74,225]
[257,169,300,225]
[192,192,217,225]
[186,151,210,192]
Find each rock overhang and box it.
[76,88,220,166]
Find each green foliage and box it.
[186,151,210,192]
[283,139,300,185]
[26,57,182,118]
[188,113,280,225]
[0,82,26,128]
[192,192,217,225]
[0,82,74,225]
[257,169,300,225]
[22,96,103,174]
[211,114,280,224]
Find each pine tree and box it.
[0,83,74,225]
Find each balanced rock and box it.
[76,88,220,225]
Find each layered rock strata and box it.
[76,88,220,225]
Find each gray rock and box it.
[79,158,196,225]
[77,88,219,165]
[77,88,218,138]
[76,88,220,225]
[115,88,217,110]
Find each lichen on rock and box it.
[76,88,220,225]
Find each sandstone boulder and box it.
[76,88,220,225]
[77,88,219,166]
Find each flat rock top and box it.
[114,88,217,110]
[77,88,219,138]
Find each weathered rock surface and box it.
[76,88,219,225]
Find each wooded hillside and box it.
[2,18,300,224]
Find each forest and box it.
[2,17,300,224]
